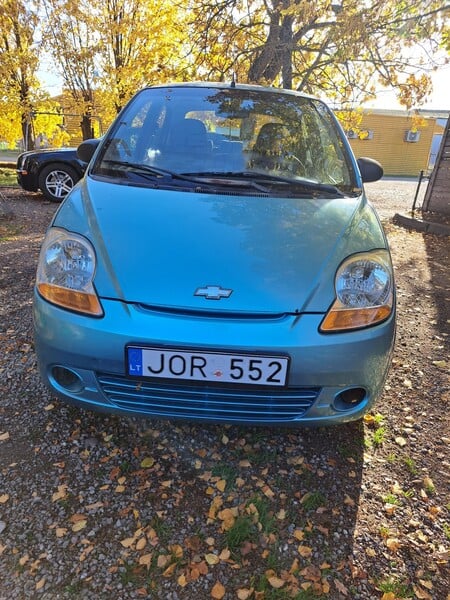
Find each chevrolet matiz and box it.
[33,82,395,426]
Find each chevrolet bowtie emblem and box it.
[194,285,233,300]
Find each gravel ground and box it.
[0,181,449,600]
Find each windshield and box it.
[93,85,357,194]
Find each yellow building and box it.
[344,109,448,177]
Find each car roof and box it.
[146,81,318,102]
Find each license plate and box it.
[127,347,289,387]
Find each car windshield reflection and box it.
[93,85,355,194]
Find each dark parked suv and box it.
[16,148,87,202]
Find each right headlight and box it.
[36,227,103,316]
[320,250,394,332]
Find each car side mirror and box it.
[357,157,383,183]
[77,138,101,163]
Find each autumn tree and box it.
[42,0,99,140]
[188,0,449,109]
[97,0,189,116]
[0,0,40,149]
[41,0,190,139]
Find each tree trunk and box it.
[280,16,294,89]
[21,113,34,151]
[248,9,294,89]
[80,114,94,140]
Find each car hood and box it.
[54,178,387,314]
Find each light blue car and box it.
[33,82,395,426]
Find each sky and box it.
[363,65,450,111]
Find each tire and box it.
[38,163,80,202]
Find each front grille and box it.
[97,373,319,423]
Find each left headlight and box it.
[36,227,103,316]
[320,250,394,332]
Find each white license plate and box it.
[127,347,289,387]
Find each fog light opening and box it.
[334,387,367,411]
[51,366,84,393]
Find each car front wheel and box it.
[38,163,80,202]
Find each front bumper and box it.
[34,292,395,426]
[17,170,38,192]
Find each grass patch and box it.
[0,167,17,186]
[403,456,418,475]
[301,491,326,511]
[149,515,172,544]
[0,222,22,242]
[382,493,399,505]
[255,575,326,599]
[377,577,413,597]
[372,425,387,447]
[212,462,238,491]
[247,494,276,534]
[225,514,256,554]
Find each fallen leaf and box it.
[205,553,220,565]
[293,529,305,541]
[0,494,9,504]
[298,545,312,557]
[413,585,432,599]
[19,554,29,566]
[237,589,253,600]
[169,544,183,558]
[0,432,10,442]
[157,554,169,568]
[381,593,396,600]
[55,528,68,538]
[163,562,177,577]
[262,485,275,498]
[35,578,46,591]
[139,553,153,569]
[218,508,236,531]
[386,538,401,553]
[384,503,397,515]
[52,485,68,502]
[268,576,285,589]
[419,580,433,590]
[136,537,147,551]
[85,501,104,511]
[301,565,321,582]
[211,581,225,599]
[334,578,349,596]
[216,479,227,492]
[239,459,252,467]
[219,548,231,561]
[72,519,87,532]
[120,537,135,548]
[140,457,155,468]
[432,360,447,369]
[177,573,188,587]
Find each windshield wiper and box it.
[184,171,345,197]
[101,160,203,184]
[180,171,272,193]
